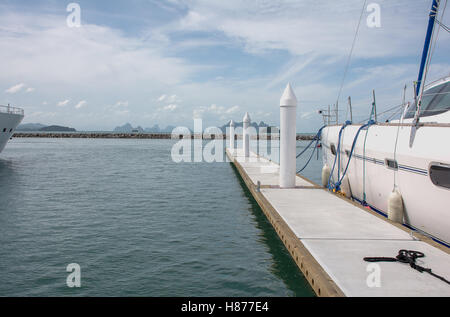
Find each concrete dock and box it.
[226,148,450,297]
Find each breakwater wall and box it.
[13,132,315,140]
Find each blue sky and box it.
[1,0,449,131]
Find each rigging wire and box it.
[435,19,450,32]
[386,105,405,122]
[356,103,404,124]
[435,0,449,33]
[335,0,368,122]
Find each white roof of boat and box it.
[424,75,450,90]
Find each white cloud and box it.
[158,94,181,104]
[0,12,198,89]
[75,100,87,109]
[225,105,240,114]
[25,87,35,93]
[156,94,182,112]
[57,100,70,107]
[267,54,317,89]
[167,94,181,103]
[115,101,129,107]
[166,0,429,58]
[162,104,178,111]
[5,83,25,94]
[193,104,240,119]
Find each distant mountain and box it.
[113,123,144,133]
[112,122,277,134]
[144,124,160,133]
[219,121,275,133]
[16,123,47,131]
[113,123,177,133]
[143,124,176,133]
[17,123,76,132]
[161,125,176,133]
[39,125,76,132]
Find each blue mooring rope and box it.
[327,121,352,191]
[296,125,327,174]
[329,120,375,192]
[296,120,376,193]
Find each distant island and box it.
[39,125,77,132]
[17,123,76,132]
[113,123,176,133]
[16,123,47,131]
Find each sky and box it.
[0,0,449,132]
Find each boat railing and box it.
[0,105,24,116]
[423,75,450,91]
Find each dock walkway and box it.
[226,148,450,297]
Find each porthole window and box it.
[385,159,398,170]
[2,128,6,132]
[9,128,12,132]
[429,164,450,189]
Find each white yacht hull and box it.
[0,111,24,153]
[321,123,450,245]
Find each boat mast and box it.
[416,0,440,97]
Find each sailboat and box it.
[320,0,450,245]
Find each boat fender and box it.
[388,190,404,223]
[321,164,331,188]
[340,175,352,199]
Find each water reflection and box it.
[0,159,21,211]
[231,165,315,297]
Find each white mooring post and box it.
[229,120,235,149]
[279,83,297,188]
[243,112,251,157]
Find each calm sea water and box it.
[0,138,321,297]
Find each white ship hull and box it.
[321,120,450,245]
[321,74,450,245]
[0,106,24,153]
